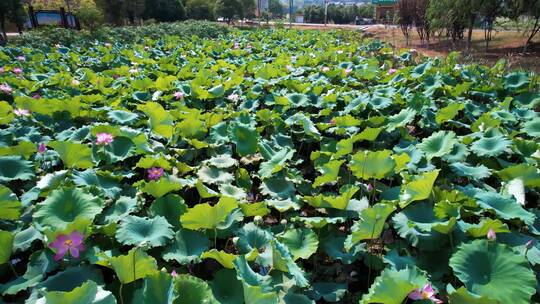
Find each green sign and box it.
[372,0,397,5]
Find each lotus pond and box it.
[0,26,539,303]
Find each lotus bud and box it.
[487,228,496,241]
[526,239,534,249]
[232,237,239,244]
[254,216,263,225]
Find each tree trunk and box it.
[466,15,475,52]
[524,16,540,52]
[0,16,7,45]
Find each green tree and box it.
[143,0,186,22]
[240,0,255,20]
[94,0,126,25]
[509,0,540,50]
[268,0,283,18]
[0,0,25,44]
[185,0,216,20]
[215,0,241,24]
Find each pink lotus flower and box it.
[526,239,534,249]
[366,183,374,192]
[104,43,112,48]
[38,143,47,154]
[32,93,41,99]
[487,228,496,241]
[388,68,397,75]
[227,93,239,102]
[233,42,239,49]
[147,167,164,180]
[171,269,178,278]
[14,108,30,117]
[0,67,4,73]
[96,133,114,145]
[336,50,344,54]
[72,79,80,86]
[321,67,330,72]
[344,68,352,75]
[13,68,23,75]
[408,284,443,303]
[17,56,25,62]
[49,231,85,261]
[174,91,184,100]
[0,84,12,94]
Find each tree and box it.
[268,0,283,18]
[427,0,466,42]
[185,0,216,20]
[397,0,415,45]
[239,0,255,20]
[478,0,504,50]
[215,0,241,24]
[413,0,430,44]
[143,0,186,22]
[304,5,324,23]
[0,0,26,44]
[509,0,540,50]
[94,0,126,25]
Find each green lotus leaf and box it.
[436,102,464,125]
[149,194,187,229]
[345,203,396,249]
[418,131,457,160]
[470,136,511,157]
[303,185,359,210]
[162,229,210,264]
[116,215,174,248]
[313,159,345,187]
[465,218,510,237]
[0,185,21,220]
[386,108,416,131]
[201,249,237,269]
[514,92,540,108]
[270,240,309,287]
[100,196,137,224]
[0,101,14,125]
[446,285,499,304]
[333,114,362,128]
[449,240,536,304]
[349,150,396,180]
[497,163,540,188]
[279,228,318,260]
[103,136,136,162]
[474,191,535,225]
[353,127,382,142]
[284,113,321,139]
[229,123,259,156]
[219,184,247,201]
[48,141,94,169]
[442,142,470,162]
[235,242,272,286]
[0,141,37,159]
[323,235,364,264]
[360,267,428,304]
[34,187,102,230]
[260,175,296,199]
[155,75,177,91]
[135,155,171,170]
[400,170,440,208]
[287,93,309,107]
[368,96,392,109]
[100,248,158,284]
[0,156,35,182]
[210,269,244,304]
[239,202,270,217]
[259,148,294,179]
[41,280,115,304]
[178,116,207,139]
[522,117,540,137]
[205,154,238,169]
[137,102,174,138]
[450,162,491,179]
[335,138,354,158]
[107,110,139,125]
[0,231,14,265]
[72,169,123,198]
[180,196,239,230]
[308,282,347,302]
[135,178,182,198]
[292,216,346,229]
[242,283,279,304]
[503,72,530,90]
[198,166,234,185]
[195,180,219,198]
[174,274,218,304]
[139,271,174,304]
[13,226,42,252]
[393,202,451,248]
[236,222,272,253]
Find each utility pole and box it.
[324,0,328,27]
[289,0,293,28]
